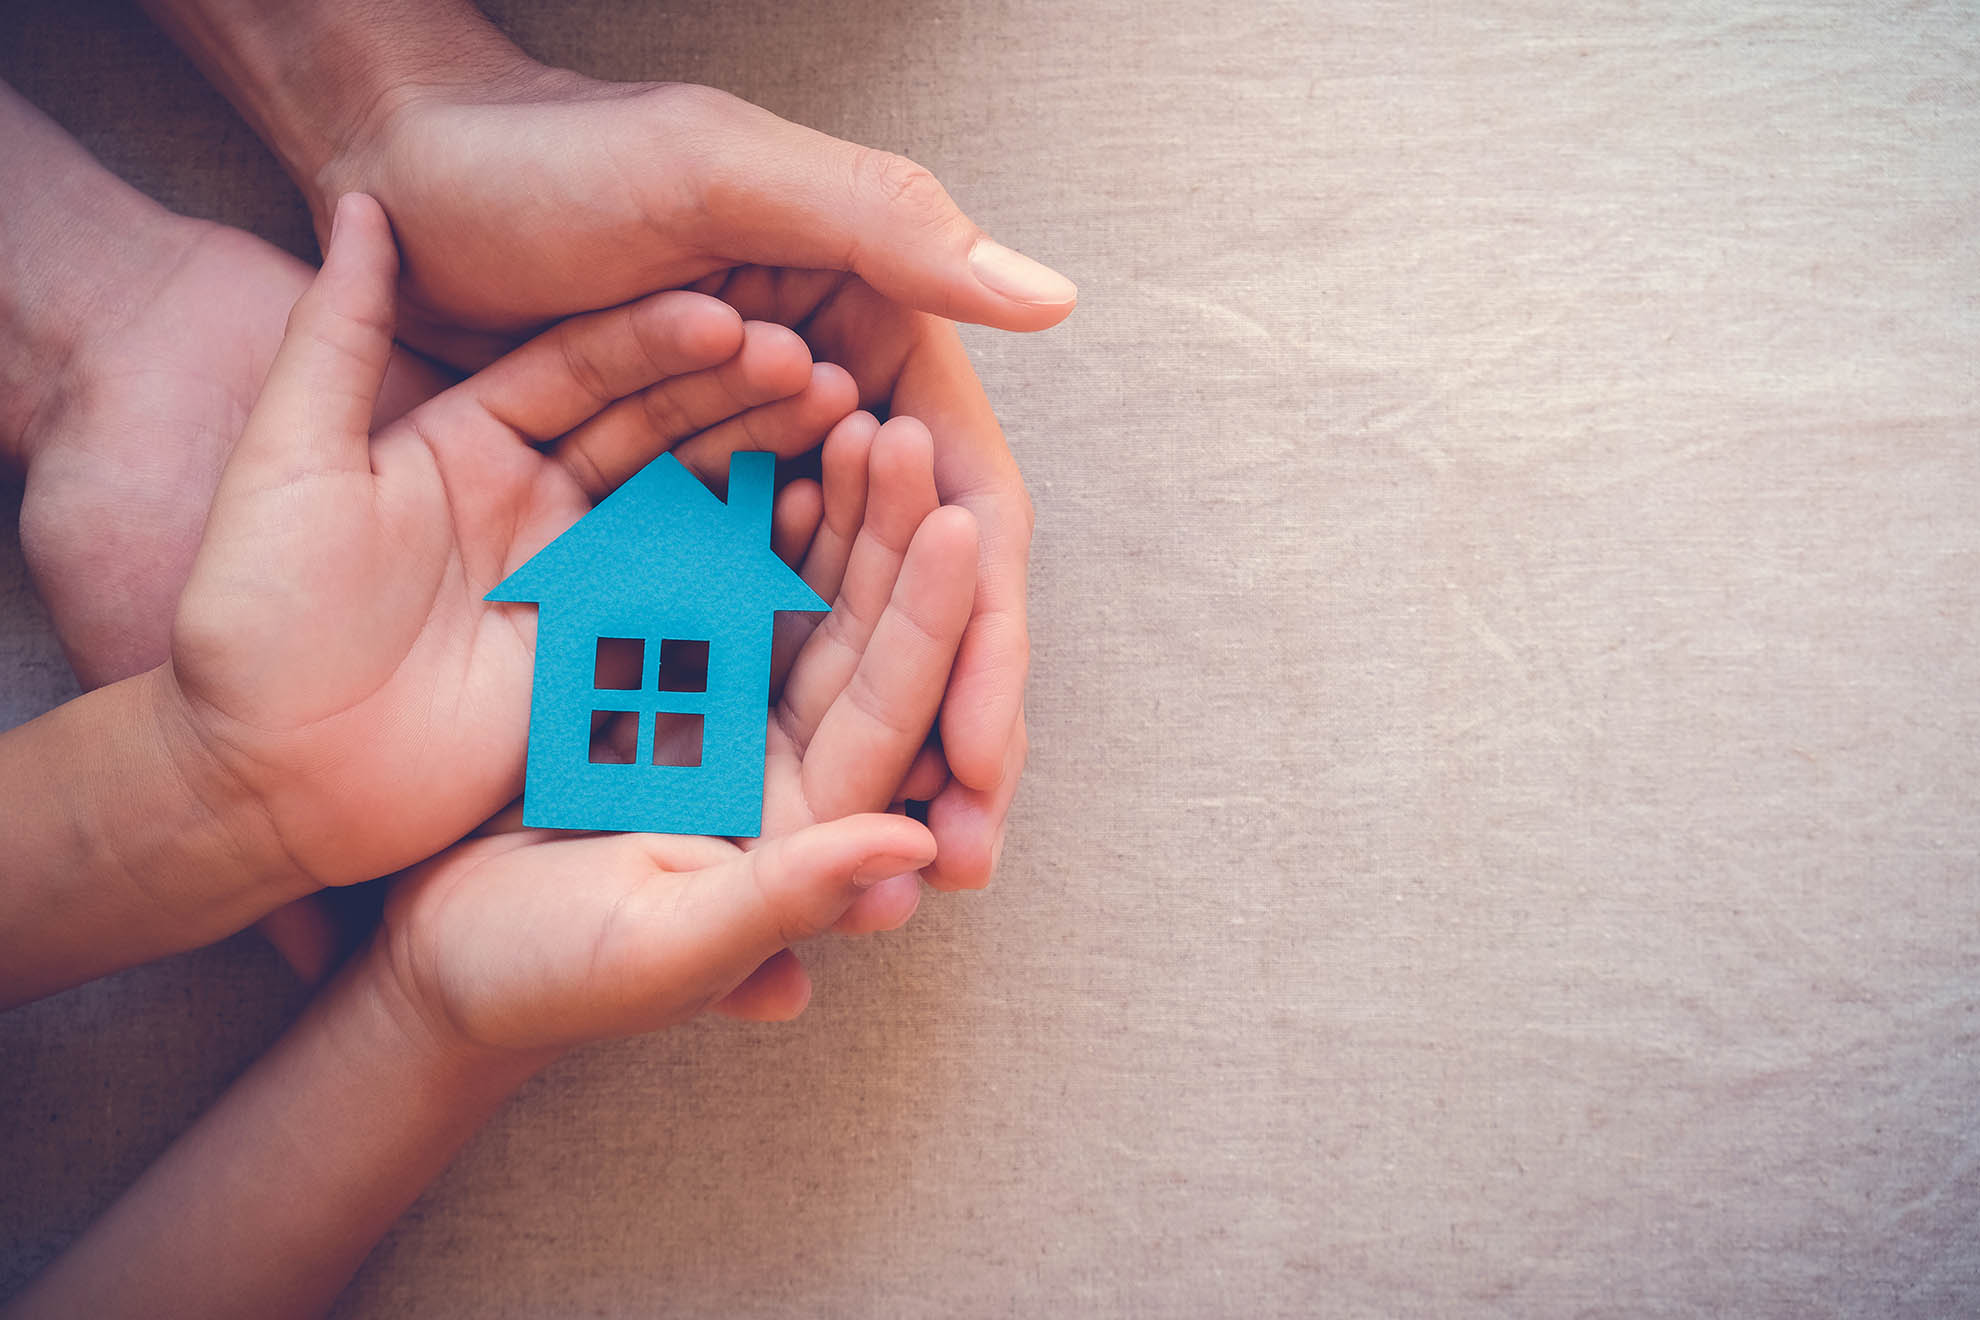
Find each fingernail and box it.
[988,829,1006,878]
[328,197,345,246]
[854,855,929,887]
[969,239,1077,306]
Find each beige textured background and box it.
[4,1,1979,1315]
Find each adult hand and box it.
[707,272,1032,891]
[318,74,1046,890]
[0,79,451,689]
[13,217,450,689]
[320,74,1075,357]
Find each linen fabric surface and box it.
[2,1,1976,1315]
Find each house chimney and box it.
[725,451,774,532]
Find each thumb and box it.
[643,814,939,1011]
[684,91,1076,331]
[234,193,398,479]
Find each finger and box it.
[639,814,936,1006]
[800,410,881,604]
[833,872,923,934]
[772,411,877,686]
[235,193,397,480]
[922,712,1027,891]
[891,320,1032,791]
[773,478,824,569]
[548,320,812,498]
[724,284,1031,796]
[900,742,950,803]
[800,506,977,820]
[669,362,859,485]
[464,290,744,445]
[778,417,943,743]
[710,949,813,1020]
[678,90,1077,331]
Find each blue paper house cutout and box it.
[485,451,825,836]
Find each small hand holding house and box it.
[485,451,825,837]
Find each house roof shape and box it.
[485,451,826,619]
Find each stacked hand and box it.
[157,192,981,1046]
[260,31,1058,891]
[1,10,1069,1309]
[24,47,1055,896]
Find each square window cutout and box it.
[588,710,637,763]
[593,637,644,690]
[653,713,704,767]
[656,639,709,692]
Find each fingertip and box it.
[808,360,860,417]
[315,196,399,325]
[930,772,999,887]
[821,411,880,512]
[868,415,939,512]
[312,193,398,304]
[824,409,881,458]
[836,872,924,933]
[737,320,814,398]
[777,976,813,1019]
[326,192,392,256]
[651,290,746,367]
[712,950,813,1020]
[756,815,935,938]
[923,792,997,892]
[873,413,934,458]
[900,741,951,803]
[917,503,981,562]
[773,477,824,567]
[941,676,1026,800]
[940,696,1018,792]
[966,237,1078,324]
[845,812,940,883]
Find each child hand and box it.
[367,417,975,1053]
[165,193,855,898]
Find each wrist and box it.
[129,664,318,908]
[343,928,564,1096]
[140,0,539,226]
[0,666,310,1005]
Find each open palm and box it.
[168,194,852,893]
[376,415,977,1052]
